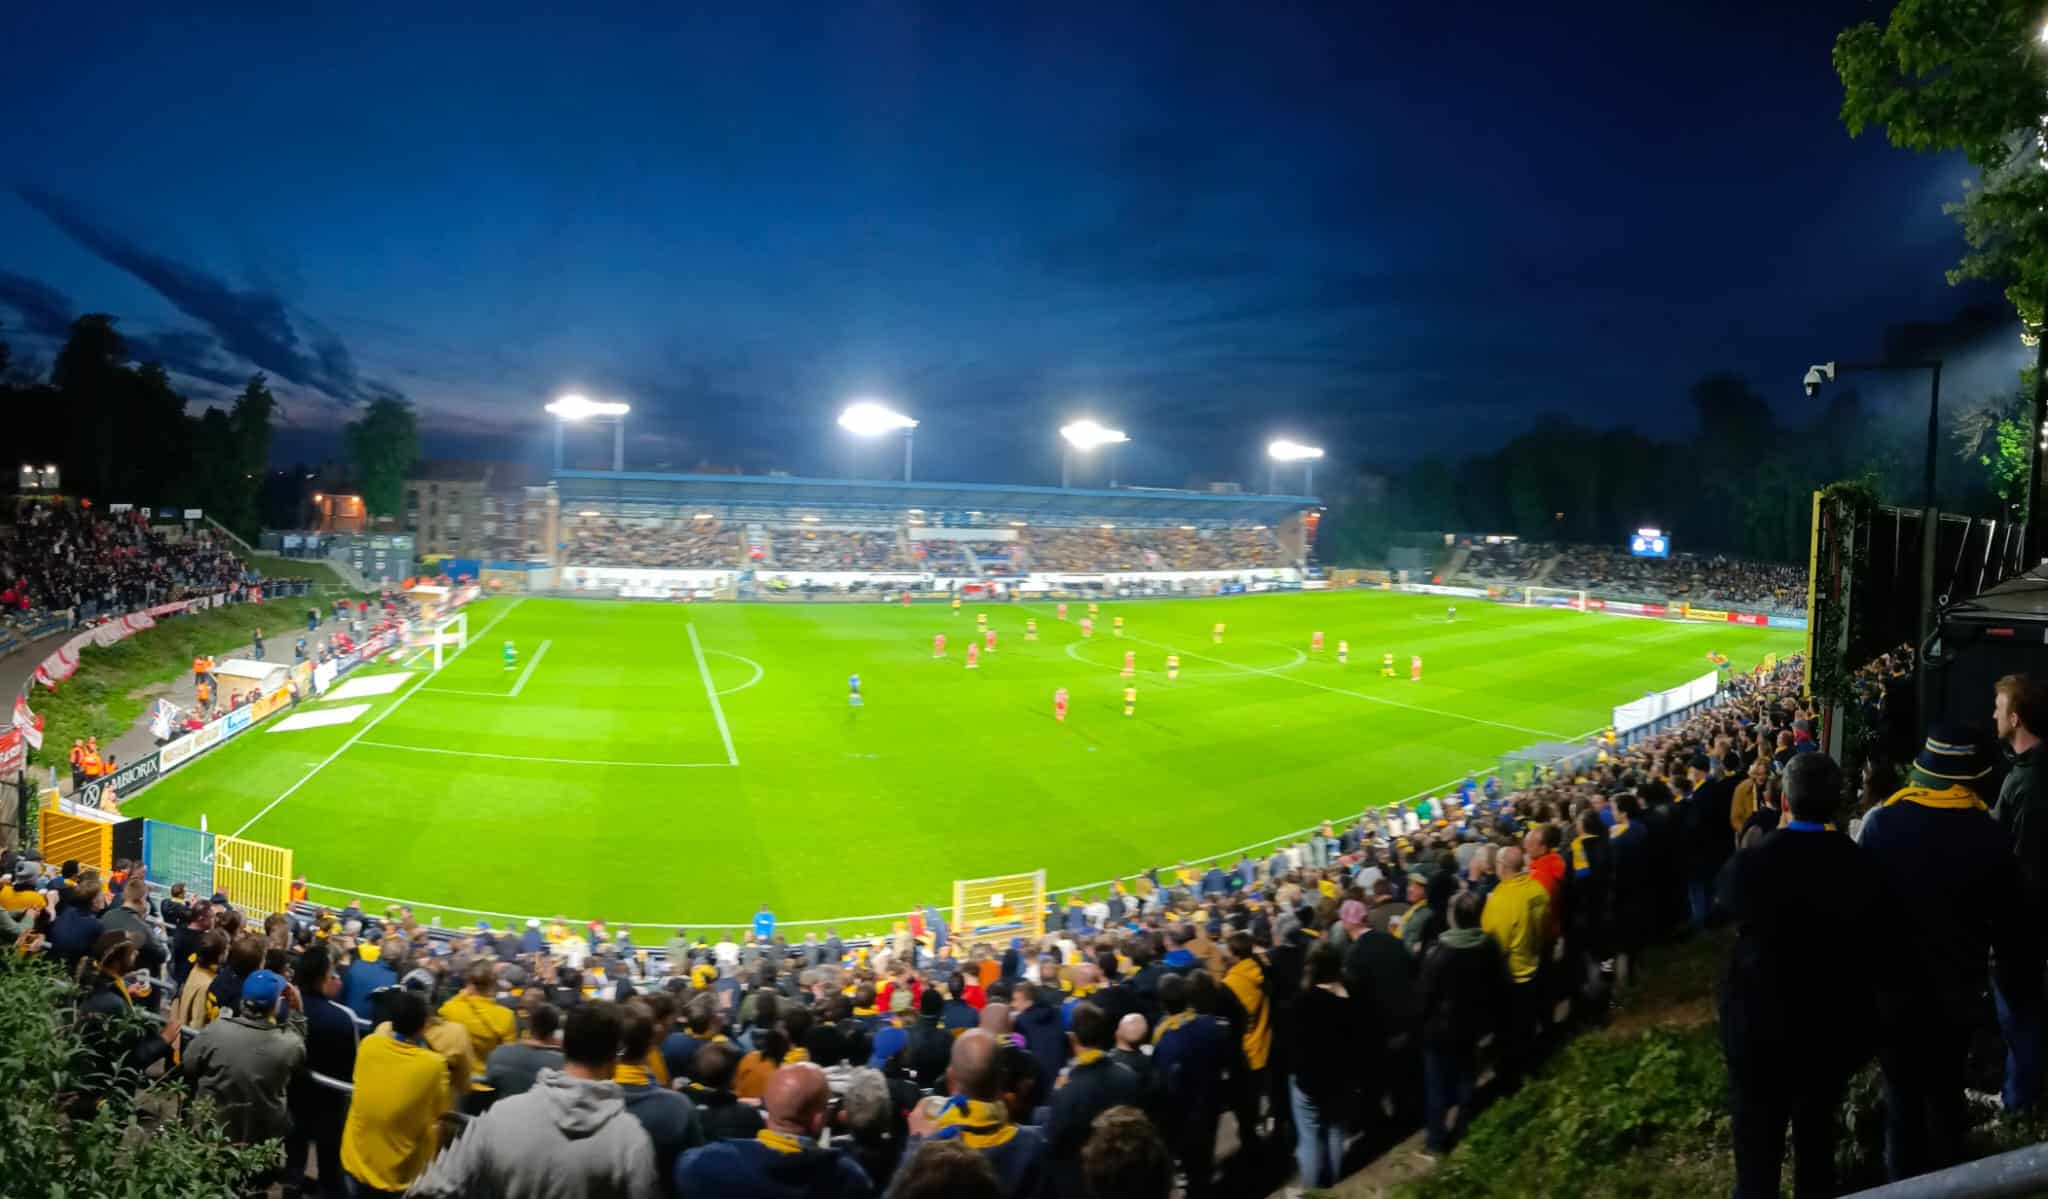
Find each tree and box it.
[343,394,420,520]
[1836,1,2048,325]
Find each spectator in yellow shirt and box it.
[1480,846,1551,1083]
[439,960,517,1097]
[342,989,450,1194]
[1221,931,1272,1149]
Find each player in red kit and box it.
[1054,687,1068,722]
[1411,654,1422,681]
[933,633,946,658]
[1312,630,1324,652]
[1057,602,1068,621]
[966,643,980,669]
[1080,617,1094,638]
[1121,650,1135,678]
[985,629,997,652]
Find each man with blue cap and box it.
[1858,725,2036,1181]
[183,967,307,1146]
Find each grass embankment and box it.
[1382,931,2048,1198]
[25,603,280,765]
[242,554,348,589]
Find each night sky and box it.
[0,3,2025,489]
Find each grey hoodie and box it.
[408,1067,659,1199]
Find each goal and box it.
[1523,586,1589,611]
[409,611,468,668]
[952,869,1047,940]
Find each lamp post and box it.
[1266,438,1324,495]
[1059,419,1128,488]
[545,394,632,473]
[837,400,919,481]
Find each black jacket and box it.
[1342,929,1416,1042]
[1286,985,1363,1110]
[1415,930,1508,1052]
[684,1083,766,1141]
[1715,824,1889,1079]
[1045,1055,1141,1195]
[1014,1001,1068,1084]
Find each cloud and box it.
[13,185,367,403]
[0,269,76,338]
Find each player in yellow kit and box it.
[1213,622,1224,644]
[1089,602,1100,618]
[1024,618,1038,641]
[1166,653,1179,680]
[1337,639,1349,664]
[1113,615,1124,638]
[977,611,987,629]
[951,596,961,613]
[1123,685,1136,716]
[1382,652,1395,677]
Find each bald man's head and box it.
[978,1001,1013,1034]
[1115,1012,1148,1051]
[763,1063,830,1138]
[1496,846,1524,878]
[949,1029,1001,1101]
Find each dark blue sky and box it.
[0,3,2024,488]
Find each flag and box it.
[148,699,177,742]
[33,663,56,692]
[10,694,41,751]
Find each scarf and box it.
[930,1097,1017,1149]
[1883,783,1988,813]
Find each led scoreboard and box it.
[1629,527,1670,558]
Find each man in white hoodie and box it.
[408,1001,660,1199]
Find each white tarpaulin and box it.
[1613,669,1720,735]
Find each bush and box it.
[0,951,277,1197]
[1403,1027,1731,1198]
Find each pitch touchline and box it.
[355,741,731,768]
[688,624,739,766]
[230,599,525,838]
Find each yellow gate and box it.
[213,833,294,916]
[39,795,114,873]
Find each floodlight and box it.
[545,394,631,421]
[1267,439,1325,462]
[837,400,918,437]
[1060,419,1129,451]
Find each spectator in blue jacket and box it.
[1150,973,1232,1199]
[339,937,400,1022]
[1010,981,1068,1088]
[285,945,359,1199]
[48,877,108,972]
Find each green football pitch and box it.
[125,591,1800,931]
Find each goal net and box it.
[407,611,468,668]
[953,869,1047,941]
[1523,585,1589,611]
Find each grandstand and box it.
[1449,537,1807,615]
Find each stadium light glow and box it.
[801,515,820,523]
[1636,527,1662,538]
[693,512,716,520]
[1266,439,1324,462]
[1060,419,1128,451]
[545,394,631,421]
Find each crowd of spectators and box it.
[1543,546,1806,613]
[1456,539,1551,584]
[564,516,742,571]
[1022,526,1285,573]
[771,527,914,572]
[23,641,2031,1196]
[0,504,248,626]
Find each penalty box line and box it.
[688,623,739,767]
[230,598,525,838]
[423,638,553,697]
[1023,604,1569,741]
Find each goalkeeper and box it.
[503,639,517,671]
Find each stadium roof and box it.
[553,469,1318,522]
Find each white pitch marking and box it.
[354,740,731,769]
[689,624,739,766]
[705,648,765,696]
[230,599,524,838]
[267,704,371,733]
[508,639,551,697]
